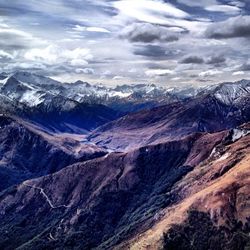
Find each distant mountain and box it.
[88,80,250,151]
[207,79,250,105]
[0,73,120,133]
[0,72,191,115]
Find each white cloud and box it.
[171,77,181,81]
[25,45,58,63]
[72,25,86,32]
[25,45,93,65]
[75,68,94,74]
[199,69,222,77]
[232,71,244,76]
[205,4,241,14]
[0,50,14,60]
[70,59,88,66]
[113,75,125,80]
[145,69,175,77]
[113,0,189,25]
[86,27,110,33]
[73,25,110,33]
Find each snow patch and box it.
[232,129,250,142]
[216,152,230,162]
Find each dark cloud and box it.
[239,63,250,71]
[206,56,226,65]
[133,45,167,58]
[205,15,250,39]
[133,45,182,60]
[145,62,166,69]
[120,23,180,43]
[180,56,204,64]
[0,28,42,51]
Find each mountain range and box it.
[0,71,249,250]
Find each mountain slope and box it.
[88,91,249,150]
[0,127,237,250]
[0,114,107,191]
[125,123,250,250]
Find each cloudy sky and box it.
[0,0,250,87]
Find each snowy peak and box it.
[213,80,250,105]
[0,75,54,107]
[196,79,250,105]
[73,80,91,88]
[1,71,249,110]
[13,71,60,86]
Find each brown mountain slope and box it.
[120,124,250,250]
[0,124,246,249]
[0,129,229,250]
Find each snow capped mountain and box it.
[0,71,249,112]
[13,71,61,87]
[0,76,48,107]
[194,79,249,105]
[212,80,250,105]
[0,72,121,133]
[0,72,181,112]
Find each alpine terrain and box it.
[0,72,249,250]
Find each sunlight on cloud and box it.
[25,45,93,65]
[113,0,189,25]
[232,71,244,76]
[199,69,222,77]
[205,4,241,14]
[73,25,110,33]
[145,69,175,77]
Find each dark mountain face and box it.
[23,98,121,133]
[0,115,107,191]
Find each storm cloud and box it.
[180,56,204,64]
[206,56,226,65]
[120,23,181,43]
[205,16,250,39]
